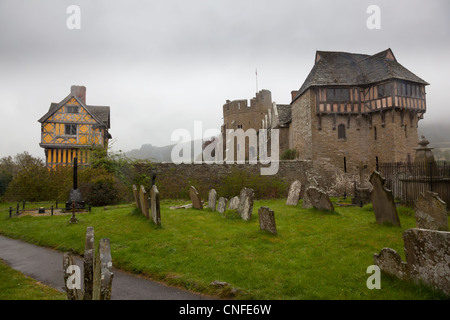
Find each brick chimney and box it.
[71,85,86,104]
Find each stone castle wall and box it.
[292,88,420,173]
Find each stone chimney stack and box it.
[71,85,86,104]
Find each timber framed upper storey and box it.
[38,85,111,169]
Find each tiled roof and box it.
[294,49,429,101]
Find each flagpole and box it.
[255,68,258,93]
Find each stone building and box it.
[221,48,429,172]
[38,85,111,169]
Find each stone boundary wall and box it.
[134,160,344,200]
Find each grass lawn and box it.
[0,199,448,300]
[0,258,66,300]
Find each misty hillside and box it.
[124,140,204,162]
[418,121,450,148]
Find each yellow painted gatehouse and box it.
[38,85,111,169]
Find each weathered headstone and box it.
[403,228,450,296]
[373,247,409,280]
[83,226,95,300]
[238,188,254,220]
[150,185,161,226]
[369,171,401,227]
[133,185,141,212]
[228,196,240,210]
[63,252,83,300]
[217,197,228,214]
[352,162,371,206]
[208,189,217,211]
[258,207,277,234]
[414,191,449,231]
[286,180,302,206]
[63,227,114,300]
[139,185,150,218]
[93,238,114,300]
[375,228,450,296]
[189,186,203,210]
[303,186,334,212]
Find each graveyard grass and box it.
[0,200,448,300]
[0,258,66,300]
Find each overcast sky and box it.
[0,0,449,159]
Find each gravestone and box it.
[132,185,141,211]
[414,191,449,231]
[93,238,114,300]
[258,207,277,234]
[63,252,83,300]
[228,196,240,210]
[352,162,371,206]
[63,227,113,300]
[403,228,450,296]
[238,188,254,220]
[286,180,302,206]
[150,185,161,226]
[208,189,217,211]
[303,186,334,212]
[374,228,450,296]
[84,226,95,300]
[369,171,401,227]
[189,186,203,210]
[139,185,150,218]
[217,197,228,214]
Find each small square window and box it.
[65,124,77,135]
[67,106,79,113]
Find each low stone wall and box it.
[134,161,328,200]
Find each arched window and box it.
[338,124,346,139]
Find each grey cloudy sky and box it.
[0,0,449,159]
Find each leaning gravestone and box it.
[369,171,401,227]
[258,207,277,234]
[208,189,217,211]
[63,227,113,300]
[217,197,228,214]
[139,185,150,218]
[189,186,203,210]
[303,186,334,212]
[132,185,141,212]
[414,191,449,231]
[238,188,254,221]
[286,180,302,206]
[150,185,161,226]
[228,196,240,210]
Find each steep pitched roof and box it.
[293,49,429,101]
[276,104,291,126]
[38,93,110,129]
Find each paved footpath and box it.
[0,235,212,300]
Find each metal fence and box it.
[378,161,450,208]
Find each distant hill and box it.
[124,140,204,162]
[418,121,450,149]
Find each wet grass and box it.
[0,199,448,300]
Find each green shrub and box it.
[280,148,299,160]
